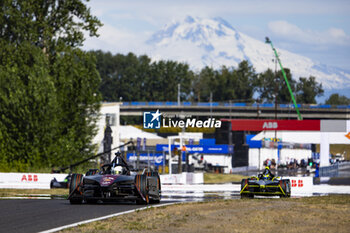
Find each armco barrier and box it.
[0,173,68,189]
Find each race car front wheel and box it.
[69,173,84,204]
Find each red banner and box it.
[222,119,320,131]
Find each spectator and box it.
[271,159,276,169]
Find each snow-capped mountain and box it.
[146,16,350,90]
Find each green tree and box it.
[254,69,275,102]
[325,94,350,105]
[0,0,101,53]
[0,0,102,170]
[296,76,324,104]
[51,48,101,167]
[232,61,256,102]
[95,51,194,102]
[256,68,297,103]
[0,41,58,170]
[193,61,256,102]
[192,66,216,101]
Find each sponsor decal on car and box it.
[100,175,117,186]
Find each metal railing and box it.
[121,101,350,109]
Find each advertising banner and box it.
[0,173,68,189]
[156,144,233,154]
[222,119,321,131]
[126,153,164,165]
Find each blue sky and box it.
[84,0,350,70]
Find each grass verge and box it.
[0,188,68,197]
[60,195,350,233]
[204,173,247,183]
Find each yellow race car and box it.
[240,168,291,198]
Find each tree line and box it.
[0,0,102,171]
[95,51,328,104]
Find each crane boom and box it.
[265,37,303,120]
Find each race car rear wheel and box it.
[241,179,247,191]
[285,180,291,197]
[135,174,149,204]
[280,180,291,198]
[69,173,84,204]
[240,179,253,198]
[149,174,161,204]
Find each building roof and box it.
[251,131,350,144]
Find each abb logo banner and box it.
[223,119,320,131]
[21,174,38,182]
[284,177,312,195]
[291,179,303,187]
[263,122,278,129]
[0,172,68,189]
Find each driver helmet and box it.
[263,166,270,178]
[112,166,123,174]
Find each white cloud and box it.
[88,0,350,18]
[83,23,151,54]
[268,20,350,46]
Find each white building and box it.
[93,102,121,158]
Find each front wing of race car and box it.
[240,177,291,198]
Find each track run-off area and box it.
[1,183,350,233]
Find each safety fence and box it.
[319,161,350,177]
[122,101,350,109]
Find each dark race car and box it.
[50,174,71,189]
[240,167,291,198]
[68,153,161,204]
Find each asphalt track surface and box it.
[0,199,175,233]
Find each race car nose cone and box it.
[100,175,118,186]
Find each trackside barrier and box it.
[160,172,204,185]
[0,173,312,195]
[0,173,68,189]
[319,164,339,177]
[0,172,204,189]
[284,176,313,195]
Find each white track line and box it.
[39,202,178,233]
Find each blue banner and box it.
[156,144,233,154]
